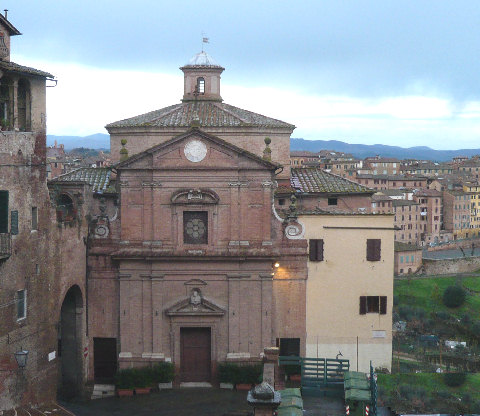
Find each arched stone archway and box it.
[57,285,83,399]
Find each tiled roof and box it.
[290,151,317,157]
[392,199,419,206]
[290,168,373,194]
[0,61,54,78]
[356,173,426,180]
[106,101,294,129]
[50,167,112,193]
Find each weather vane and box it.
[201,32,209,52]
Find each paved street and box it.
[60,388,346,416]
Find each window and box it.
[197,77,205,94]
[31,206,38,230]
[277,338,300,356]
[366,239,381,261]
[0,190,8,233]
[359,296,387,315]
[278,198,286,206]
[184,211,208,244]
[400,256,403,263]
[17,289,26,320]
[327,197,337,206]
[309,239,324,261]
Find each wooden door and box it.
[94,338,117,383]
[180,327,211,382]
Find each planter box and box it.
[290,374,301,382]
[117,389,134,397]
[158,382,173,390]
[134,387,151,395]
[220,382,234,389]
[235,383,252,391]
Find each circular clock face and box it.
[184,140,207,163]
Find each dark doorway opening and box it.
[94,338,117,383]
[180,327,211,382]
[58,285,83,400]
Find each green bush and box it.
[151,362,175,383]
[114,368,137,389]
[217,362,240,383]
[443,285,466,308]
[443,372,466,387]
[236,364,263,385]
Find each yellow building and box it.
[299,213,394,372]
[463,183,480,238]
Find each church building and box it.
[86,52,308,384]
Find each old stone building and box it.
[0,14,89,410]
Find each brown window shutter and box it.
[375,239,381,261]
[317,239,324,261]
[380,296,387,314]
[309,239,317,261]
[367,239,381,261]
[359,296,366,315]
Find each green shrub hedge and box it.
[217,362,262,384]
[114,362,175,388]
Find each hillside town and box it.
[1,9,480,416]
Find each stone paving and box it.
[58,388,346,416]
[1,403,75,416]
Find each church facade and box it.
[87,53,308,384]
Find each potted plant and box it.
[235,363,263,391]
[115,368,135,397]
[218,362,239,389]
[133,367,152,395]
[152,362,175,389]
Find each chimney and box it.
[4,10,8,20]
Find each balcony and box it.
[0,232,11,260]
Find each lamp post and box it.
[13,348,29,369]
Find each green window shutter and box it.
[0,191,8,233]
[10,210,18,235]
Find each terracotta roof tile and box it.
[106,101,294,129]
[50,167,111,193]
[291,168,373,194]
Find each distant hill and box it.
[291,138,480,162]
[47,133,109,150]
[47,133,480,162]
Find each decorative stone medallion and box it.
[184,139,207,162]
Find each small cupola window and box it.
[197,77,205,94]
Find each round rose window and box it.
[186,218,206,239]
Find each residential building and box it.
[463,182,480,238]
[443,189,470,240]
[290,150,318,166]
[392,200,420,244]
[394,242,422,275]
[363,156,400,175]
[301,213,394,372]
[355,174,427,191]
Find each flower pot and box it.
[134,387,151,395]
[220,382,234,389]
[117,388,134,397]
[158,382,173,390]
[290,374,301,382]
[235,383,252,391]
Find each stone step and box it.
[91,384,116,399]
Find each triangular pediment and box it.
[115,128,280,171]
[165,295,225,317]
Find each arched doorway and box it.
[57,285,83,399]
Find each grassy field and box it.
[395,275,480,318]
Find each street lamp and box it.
[13,349,29,368]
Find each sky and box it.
[4,0,480,149]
